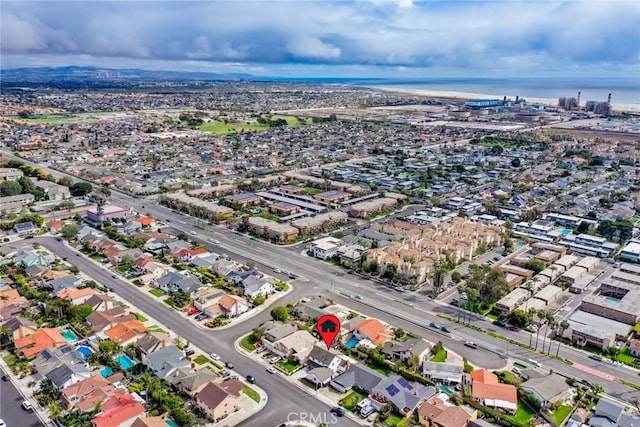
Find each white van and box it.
[356,398,371,412]
[528,359,542,368]
[360,405,375,418]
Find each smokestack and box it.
[577,91,581,108]
[607,93,612,104]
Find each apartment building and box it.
[247,216,299,243]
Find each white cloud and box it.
[286,36,341,59]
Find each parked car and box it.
[21,401,33,411]
[589,354,603,361]
[429,322,441,329]
[0,418,5,427]
[266,366,276,374]
[210,353,221,361]
[464,341,478,349]
[184,348,195,356]
[394,286,404,292]
[256,346,266,354]
[225,361,234,369]
[507,326,520,332]
[330,407,345,417]
[269,356,282,364]
[190,231,197,235]
[245,375,256,384]
[511,367,522,376]
[274,268,282,273]
[493,320,506,327]
[1,374,9,381]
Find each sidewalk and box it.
[0,351,54,427]
[234,336,370,426]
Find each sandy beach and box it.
[374,86,640,113]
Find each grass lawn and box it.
[199,121,269,134]
[148,289,166,297]
[304,187,322,195]
[368,363,392,376]
[133,312,148,322]
[550,404,573,425]
[298,378,319,389]
[276,359,300,373]
[240,334,259,352]
[463,359,474,373]
[146,325,167,334]
[339,390,367,412]
[164,299,176,307]
[3,354,17,367]
[380,412,405,427]
[193,355,210,365]
[430,349,448,363]
[509,400,537,424]
[243,385,260,403]
[616,348,635,366]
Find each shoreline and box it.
[370,86,640,113]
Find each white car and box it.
[210,353,221,361]
[0,418,6,427]
[21,400,33,411]
[190,231,198,236]
[266,366,276,374]
[269,356,282,364]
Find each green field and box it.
[3,354,17,367]
[193,355,210,365]
[430,349,448,363]
[148,289,166,297]
[550,405,573,425]
[243,385,261,403]
[198,115,312,134]
[509,400,537,424]
[339,390,367,412]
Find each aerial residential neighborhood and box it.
[1,11,640,425]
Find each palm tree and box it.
[546,315,557,355]
[556,319,570,357]
[534,309,544,351]
[527,308,536,347]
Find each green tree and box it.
[250,328,265,342]
[270,306,289,322]
[118,255,135,272]
[61,224,79,239]
[465,264,509,305]
[0,180,22,196]
[508,309,532,328]
[70,182,93,197]
[511,158,521,168]
[57,176,74,187]
[556,319,570,357]
[523,258,545,274]
[451,271,462,283]
[73,304,93,323]
[98,339,120,356]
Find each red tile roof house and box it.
[47,220,65,233]
[14,328,66,359]
[62,374,128,411]
[352,318,392,346]
[170,247,209,263]
[470,369,517,414]
[91,393,146,427]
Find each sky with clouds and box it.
[2,0,639,77]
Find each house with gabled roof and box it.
[372,375,437,415]
[352,318,392,346]
[86,307,136,333]
[104,320,147,346]
[62,374,110,407]
[470,369,517,414]
[195,379,244,422]
[272,330,317,362]
[422,358,465,385]
[14,328,66,359]
[417,396,478,427]
[1,316,38,341]
[142,345,189,379]
[307,344,347,374]
[155,271,204,295]
[56,287,98,305]
[91,393,146,427]
[165,367,217,395]
[381,338,432,363]
[330,362,385,394]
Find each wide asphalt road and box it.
[0,370,42,427]
[15,238,356,427]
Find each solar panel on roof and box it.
[386,384,400,396]
[398,377,412,389]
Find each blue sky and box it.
[2,0,639,78]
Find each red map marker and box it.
[317,314,341,350]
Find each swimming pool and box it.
[604,296,619,303]
[114,354,135,369]
[516,243,524,248]
[345,338,360,348]
[62,330,79,342]
[561,229,572,236]
[76,345,93,360]
[165,420,179,427]
[438,385,454,394]
[100,366,113,378]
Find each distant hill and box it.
[0,66,254,83]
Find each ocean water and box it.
[357,77,640,107]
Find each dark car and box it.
[246,375,256,384]
[429,322,441,329]
[493,320,506,327]
[441,326,451,333]
[330,407,345,417]
[1,374,9,381]
[225,361,234,369]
